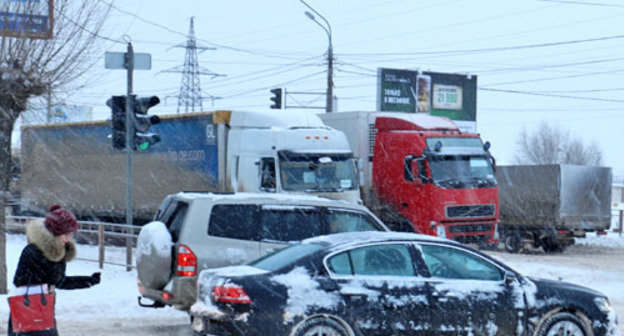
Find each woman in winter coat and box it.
[8,205,101,336]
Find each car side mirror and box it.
[504,272,517,286]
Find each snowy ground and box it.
[0,232,622,335]
[0,233,190,335]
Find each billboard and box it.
[0,0,53,39]
[377,68,477,132]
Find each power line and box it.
[479,87,624,103]
[485,68,624,86]
[99,0,320,60]
[535,0,624,7]
[55,6,125,44]
[338,32,624,57]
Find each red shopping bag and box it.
[8,286,55,332]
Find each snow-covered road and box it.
[1,232,622,335]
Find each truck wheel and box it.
[542,238,564,253]
[292,316,353,336]
[536,312,589,336]
[503,232,522,253]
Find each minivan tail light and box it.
[211,285,252,304]
[176,245,197,276]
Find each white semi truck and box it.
[18,110,359,223]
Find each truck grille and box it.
[448,224,493,233]
[446,205,495,219]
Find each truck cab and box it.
[373,114,499,244]
[223,110,360,204]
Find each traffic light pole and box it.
[124,42,134,272]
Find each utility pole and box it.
[327,43,334,113]
[124,41,134,272]
[301,0,334,113]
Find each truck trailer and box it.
[321,112,499,245]
[18,110,359,223]
[497,164,611,252]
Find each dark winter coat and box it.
[8,221,95,336]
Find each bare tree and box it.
[0,0,110,293]
[515,121,603,166]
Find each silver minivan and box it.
[137,192,389,311]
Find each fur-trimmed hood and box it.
[26,221,76,262]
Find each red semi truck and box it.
[321,112,499,245]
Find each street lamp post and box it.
[301,0,333,113]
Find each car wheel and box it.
[536,312,590,336]
[292,316,352,336]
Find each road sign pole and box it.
[105,42,152,271]
[125,42,134,271]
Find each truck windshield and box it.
[429,155,496,189]
[278,152,357,192]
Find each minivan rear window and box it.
[208,205,259,240]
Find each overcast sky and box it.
[51,0,624,178]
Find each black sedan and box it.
[190,232,619,336]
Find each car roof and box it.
[170,192,368,210]
[302,231,458,250]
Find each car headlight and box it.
[594,297,611,313]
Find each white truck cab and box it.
[222,110,360,203]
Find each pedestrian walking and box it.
[7,205,101,335]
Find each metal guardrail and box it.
[5,215,140,270]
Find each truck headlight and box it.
[436,225,447,239]
[594,297,611,313]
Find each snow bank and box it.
[0,234,187,324]
[574,232,624,249]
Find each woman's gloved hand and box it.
[90,272,101,286]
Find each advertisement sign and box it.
[416,74,431,113]
[377,68,417,112]
[377,68,477,132]
[0,0,53,39]
[424,71,476,128]
[433,84,463,110]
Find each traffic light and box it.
[107,95,127,149]
[132,95,161,150]
[270,88,282,109]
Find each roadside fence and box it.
[4,215,140,271]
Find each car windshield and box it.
[327,209,383,233]
[279,152,357,192]
[248,243,324,272]
[429,155,496,188]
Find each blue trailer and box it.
[18,110,359,222]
